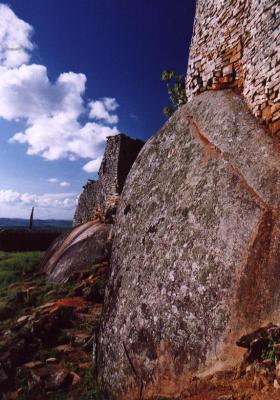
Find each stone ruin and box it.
[186,0,280,136]
[73,134,145,226]
[41,133,144,283]
[97,1,280,398]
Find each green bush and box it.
[161,70,187,118]
[261,338,276,362]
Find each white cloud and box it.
[0,189,21,203]
[0,189,76,208]
[60,181,70,187]
[89,97,119,124]
[0,65,85,122]
[48,178,70,187]
[0,189,77,219]
[0,4,33,68]
[82,156,103,173]
[0,4,119,171]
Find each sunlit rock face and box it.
[98,91,280,400]
[41,220,110,283]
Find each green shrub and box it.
[261,338,276,362]
[161,70,187,117]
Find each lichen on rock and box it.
[97,90,280,399]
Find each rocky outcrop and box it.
[43,135,144,283]
[73,134,145,226]
[97,91,280,399]
[41,220,110,283]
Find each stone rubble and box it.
[0,261,109,399]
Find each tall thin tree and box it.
[29,207,34,230]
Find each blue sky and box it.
[0,0,196,219]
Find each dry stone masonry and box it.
[186,0,280,136]
[73,134,144,226]
[73,180,98,226]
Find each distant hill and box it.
[0,218,72,230]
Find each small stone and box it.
[274,379,280,389]
[222,64,233,76]
[54,369,70,387]
[73,333,91,346]
[23,361,43,369]
[79,362,91,369]
[11,315,30,331]
[275,360,280,379]
[54,344,73,353]
[216,396,233,400]
[17,315,30,324]
[70,371,81,386]
[246,365,253,375]
[46,369,71,390]
[28,371,41,392]
[262,358,274,368]
[262,105,272,120]
[38,302,56,310]
[46,358,57,364]
[82,336,94,352]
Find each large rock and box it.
[41,220,110,283]
[98,91,280,399]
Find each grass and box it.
[0,251,43,290]
[0,251,44,320]
[0,250,80,323]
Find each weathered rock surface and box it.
[41,220,110,283]
[98,90,280,399]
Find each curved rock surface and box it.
[98,91,280,399]
[41,220,110,283]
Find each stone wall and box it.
[73,180,98,226]
[186,0,280,136]
[73,134,145,226]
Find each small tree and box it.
[161,70,187,118]
[29,207,34,230]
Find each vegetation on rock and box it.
[161,69,187,117]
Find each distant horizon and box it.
[0,217,72,221]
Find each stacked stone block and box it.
[73,180,98,226]
[186,0,280,136]
[73,134,145,226]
